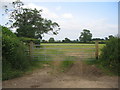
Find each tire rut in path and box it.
[3,60,118,88]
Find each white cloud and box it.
[23,3,59,19]
[0,1,117,40]
[49,18,118,40]
[20,0,120,2]
[56,6,62,11]
[0,0,16,3]
[62,13,73,19]
[77,19,118,38]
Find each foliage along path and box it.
[3,55,118,88]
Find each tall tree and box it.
[49,37,55,43]
[12,8,60,39]
[108,35,114,39]
[79,29,92,42]
[3,0,60,39]
[62,38,71,43]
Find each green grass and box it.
[60,56,76,68]
[3,43,105,80]
[2,60,53,81]
[32,43,108,76]
[33,43,105,67]
[33,43,103,72]
[84,59,118,76]
[61,56,75,66]
[3,69,24,80]
[2,53,53,81]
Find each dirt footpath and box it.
[2,61,118,88]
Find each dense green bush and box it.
[99,37,120,75]
[19,37,40,44]
[2,26,31,80]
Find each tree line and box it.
[42,29,114,43]
[2,1,115,44]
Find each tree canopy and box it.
[62,38,71,43]
[79,29,92,42]
[3,1,60,39]
[49,37,55,43]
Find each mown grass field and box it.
[32,43,105,70]
[33,43,105,60]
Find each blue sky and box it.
[0,1,118,40]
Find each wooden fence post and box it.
[29,41,34,58]
[95,41,99,59]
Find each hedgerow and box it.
[2,26,31,80]
[99,37,120,75]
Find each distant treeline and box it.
[17,37,114,44]
[41,37,108,44]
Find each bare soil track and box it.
[3,59,118,88]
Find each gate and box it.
[29,41,99,61]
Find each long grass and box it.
[83,59,118,76]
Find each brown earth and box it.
[2,59,118,88]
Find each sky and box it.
[0,0,118,40]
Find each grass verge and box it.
[84,59,119,76]
[2,55,53,81]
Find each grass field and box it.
[33,43,105,60]
[32,43,105,71]
[3,43,105,80]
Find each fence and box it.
[28,41,99,61]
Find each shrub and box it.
[99,37,120,75]
[2,26,31,80]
